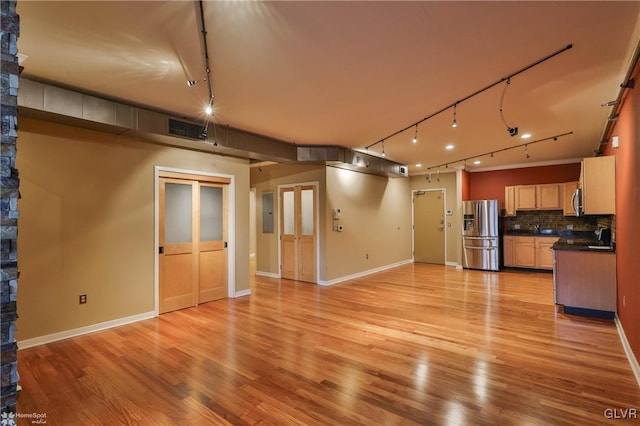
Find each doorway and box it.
[413,189,446,264]
[279,184,317,283]
[156,169,231,314]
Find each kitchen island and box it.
[552,238,616,318]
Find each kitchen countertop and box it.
[552,238,615,252]
[504,230,615,252]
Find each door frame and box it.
[412,188,447,264]
[154,166,236,315]
[277,181,319,283]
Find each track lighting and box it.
[436,169,440,182]
[422,131,572,171]
[187,78,206,88]
[451,103,458,128]
[412,125,418,144]
[427,170,432,183]
[205,100,213,115]
[381,141,386,157]
[364,45,573,156]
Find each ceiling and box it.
[16,1,640,174]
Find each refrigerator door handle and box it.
[463,246,496,250]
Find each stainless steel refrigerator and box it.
[462,200,500,271]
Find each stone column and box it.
[0,0,20,416]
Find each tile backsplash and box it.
[506,210,614,237]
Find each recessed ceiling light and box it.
[445,144,454,150]
[473,160,481,165]
[416,163,422,168]
[521,133,532,139]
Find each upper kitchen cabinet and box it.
[581,156,615,215]
[563,181,579,216]
[515,184,562,211]
[505,186,516,216]
[516,185,537,210]
[536,184,562,210]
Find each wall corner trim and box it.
[234,289,251,298]
[317,259,414,287]
[615,315,640,388]
[18,311,156,350]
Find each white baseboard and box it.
[317,259,413,286]
[445,261,457,267]
[456,264,463,270]
[18,311,156,350]
[255,270,281,279]
[234,289,251,297]
[615,315,640,388]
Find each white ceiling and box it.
[16,1,640,173]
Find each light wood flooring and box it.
[17,264,640,425]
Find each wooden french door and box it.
[413,189,445,264]
[280,185,316,283]
[159,173,229,314]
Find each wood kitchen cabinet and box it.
[535,237,555,269]
[504,235,556,270]
[515,185,537,210]
[555,250,616,312]
[536,184,561,210]
[514,184,562,211]
[513,236,535,267]
[563,181,579,216]
[581,156,616,215]
[504,186,516,216]
[503,236,514,266]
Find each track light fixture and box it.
[422,131,572,170]
[500,78,519,137]
[382,141,386,157]
[427,170,432,183]
[187,78,207,88]
[412,125,418,144]
[205,98,213,115]
[364,44,572,156]
[451,103,458,128]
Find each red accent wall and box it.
[461,170,471,201]
[468,163,581,203]
[603,70,640,362]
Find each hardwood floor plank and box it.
[17,263,640,425]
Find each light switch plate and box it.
[612,135,619,148]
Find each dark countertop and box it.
[552,238,615,252]
[504,230,615,252]
[505,229,596,238]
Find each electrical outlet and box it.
[567,224,573,230]
[514,224,521,230]
[79,294,87,304]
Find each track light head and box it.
[508,127,518,137]
[187,80,198,87]
[199,128,208,140]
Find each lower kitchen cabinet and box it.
[535,238,555,269]
[504,235,556,270]
[514,237,535,267]
[554,250,616,312]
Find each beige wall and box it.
[409,171,459,265]
[16,118,250,340]
[250,164,326,276]
[324,167,412,281]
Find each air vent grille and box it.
[168,118,204,140]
